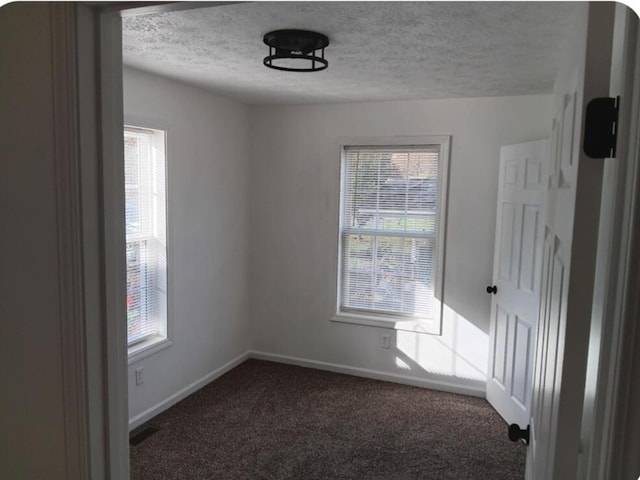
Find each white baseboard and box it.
[130,350,485,429]
[128,351,250,430]
[250,350,486,398]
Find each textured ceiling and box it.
[122,2,582,105]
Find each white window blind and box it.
[124,127,168,347]
[339,145,444,329]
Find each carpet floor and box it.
[130,359,526,480]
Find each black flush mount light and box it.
[263,29,329,72]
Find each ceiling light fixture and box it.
[263,29,329,72]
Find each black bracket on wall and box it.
[583,96,619,159]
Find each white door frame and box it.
[580,6,640,479]
[608,23,640,475]
[57,3,640,479]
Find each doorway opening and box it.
[92,1,636,478]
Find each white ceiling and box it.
[122,2,582,105]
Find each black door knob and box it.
[508,424,530,445]
[486,285,497,294]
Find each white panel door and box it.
[527,4,615,479]
[527,75,583,480]
[487,140,548,428]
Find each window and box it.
[336,138,449,334]
[124,126,169,353]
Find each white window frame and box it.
[124,122,173,363]
[332,136,451,335]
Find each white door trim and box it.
[596,9,640,479]
[576,5,640,479]
[97,9,131,480]
[51,4,90,478]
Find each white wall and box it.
[249,95,552,392]
[123,68,251,423]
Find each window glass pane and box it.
[126,239,148,342]
[124,127,167,347]
[124,135,140,185]
[125,189,141,237]
[342,234,436,318]
[344,149,439,235]
[342,234,374,308]
[340,145,441,323]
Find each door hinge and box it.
[583,96,619,159]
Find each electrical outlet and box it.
[135,367,144,386]
[381,334,391,349]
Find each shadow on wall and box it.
[395,304,489,382]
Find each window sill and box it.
[331,312,439,334]
[128,336,173,365]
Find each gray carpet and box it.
[130,359,525,479]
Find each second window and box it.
[338,139,449,334]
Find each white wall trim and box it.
[129,351,251,430]
[579,5,637,479]
[605,13,640,479]
[51,4,90,478]
[250,350,486,398]
[98,10,131,479]
[128,338,174,365]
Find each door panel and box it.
[499,203,518,282]
[512,317,532,406]
[525,158,543,188]
[535,237,567,480]
[519,205,541,292]
[493,306,509,386]
[487,139,548,428]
